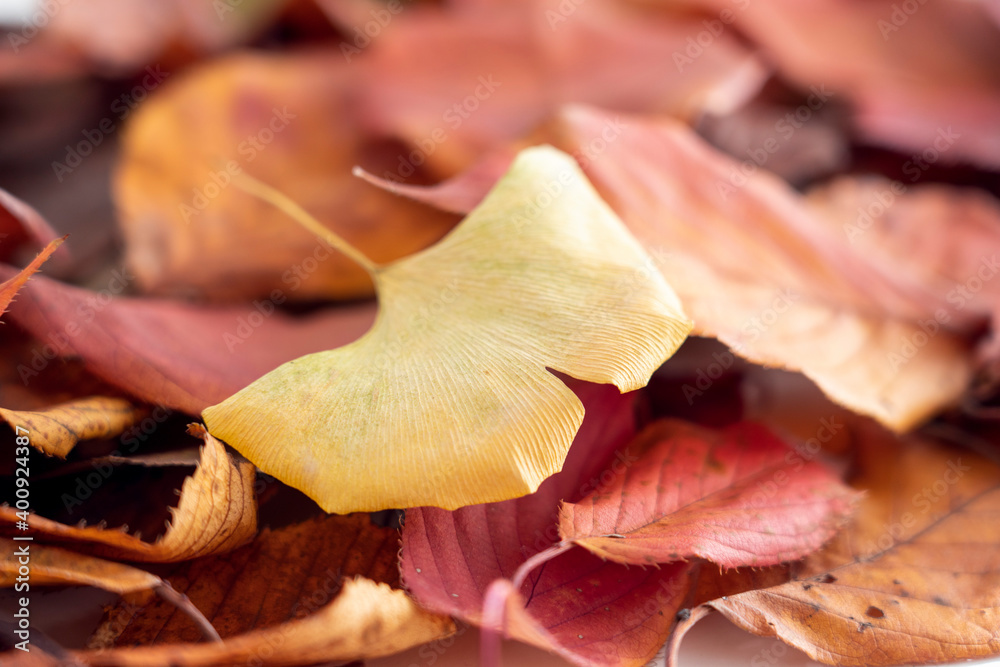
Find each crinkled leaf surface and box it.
[690,423,1000,666]
[203,146,691,513]
[559,419,859,568]
[0,396,148,458]
[402,384,696,667]
[0,425,255,562]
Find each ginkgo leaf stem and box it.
[231,170,379,277]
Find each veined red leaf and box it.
[402,383,697,667]
[559,419,859,568]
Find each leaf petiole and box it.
[231,170,379,277]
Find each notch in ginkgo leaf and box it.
[202,146,692,513]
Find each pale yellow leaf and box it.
[203,146,691,512]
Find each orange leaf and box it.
[80,578,452,667]
[687,423,1000,666]
[114,51,459,302]
[80,515,454,666]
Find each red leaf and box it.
[401,383,697,667]
[1,270,374,414]
[559,420,859,568]
[0,188,66,263]
[355,1,766,174]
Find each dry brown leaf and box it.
[0,397,149,458]
[80,515,454,666]
[682,422,1000,666]
[0,538,159,594]
[89,514,403,646]
[114,51,459,302]
[0,425,255,562]
[80,578,452,667]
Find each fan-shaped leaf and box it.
[203,146,691,512]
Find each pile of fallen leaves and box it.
[2,1,1000,666]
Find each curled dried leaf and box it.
[79,578,453,667]
[0,425,255,562]
[0,538,159,594]
[0,397,149,458]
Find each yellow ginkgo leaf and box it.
[202,146,691,513]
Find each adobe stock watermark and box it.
[886,254,1000,372]
[517,445,640,561]
[717,85,834,200]
[404,621,470,667]
[178,105,296,224]
[842,126,961,244]
[509,116,626,232]
[338,0,410,62]
[878,0,928,40]
[52,65,170,182]
[383,75,502,182]
[749,640,791,667]
[746,416,844,510]
[7,0,72,53]
[682,289,800,404]
[545,0,587,29]
[222,236,409,353]
[858,457,970,560]
[239,567,342,666]
[18,267,135,385]
[672,0,751,73]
